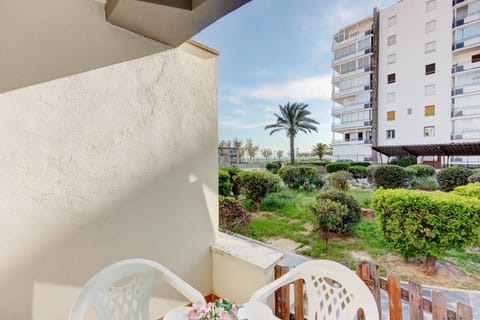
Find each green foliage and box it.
[351,162,371,167]
[223,167,242,196]
[468,172,480,183]
[325,162,351,173]
[406,164,436,177]
[266,161,282,174]
[372,189,480,261]
[366,164,380,184]
[297,161,331,166]
[219,196,251,232]
[316,190,361,235]
[409,176,438,191]
[218,169,233,196]
[312,199,348,248]
[238,171,280,211]
[348,165,368,180]
[453,182,480,199]
[240,198,257,212]
[389,156,417,167]
[326,171,350,192]
[278,165,324,189]
[373,164,410,189]
[436,166,473,192]
[347,189,373,208]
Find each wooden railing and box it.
[274,262,474,320]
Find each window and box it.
[407,108,412,115]
[387,53,396,64]
[426,20,436,33]
[426,0,436,12]
[388,15,397,27]
[473,54,480,63]
[387,73,396,84]
[425,84,435,96]
[425,41,436,54]
[345,133,350,141]
[387,111,396,121]
[425,63,436,75]
[425,104,435,116]
[386,129,396,139]
[424,126,435,137]
[387,35,396,46]
[387,92,396,103]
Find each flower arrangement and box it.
[186,299,240,320]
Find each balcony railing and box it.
[451,129,480,140]
[332,83,372,99]
[453,9,480,28]
[332,28,373,49]
[452,59,480,73]
[452,32,480,50]
[332,138,372,145]
[451,82,480,96]
[332,120,372,131]
[332,66,372,83]
[332,48,372,65]
[332,102,371,116]
[451,104,480,117]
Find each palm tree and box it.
[312,142,328,160]
[265,102,319,165]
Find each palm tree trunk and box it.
[290,135,295,165]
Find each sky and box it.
[193,0,397,154]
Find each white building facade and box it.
[331,0,480,165]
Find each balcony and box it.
[453,9,480,28]
[331,102,371,116]
[451,82,480,96]
[332,28,373,49]
[452,25,480,51]
[332,66,372,83]
[451,104,480,117]
[332,119,372,131]
[451,129,480,140]
[332,83,371,100]
[332,138,372,145]
[332,48,372,66]
[453,0,465,6]
[452,59,480,73]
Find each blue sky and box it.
[194,0,396,154]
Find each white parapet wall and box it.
[211,233,284,305]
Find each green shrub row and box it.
[453,182,480,198]
[325,162,350,173]
[278,165,324,189]
[266,161,282,174]
[406,164,435,177]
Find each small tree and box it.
[238,171,280,211]
[261,148,273,161]
[245,138,259,162]
[312,142,328,160]
[312,199,348,249]
[276,150,284,160]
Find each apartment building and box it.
[331,0,480,165]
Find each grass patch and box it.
[246,215,308,243]
[444,249,480,273]
[347,189,373,208]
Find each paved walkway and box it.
[230,233,480,319]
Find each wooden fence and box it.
[274,262,473,320]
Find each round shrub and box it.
[218,169,233,196]
[406,164,435,177]
[373,164,410,189]
[219,196,251,232]
[348,165,367,180]
[325,162,351,173]
[315,190,361,235]
[278,165,324,189]
[409,176,438,191]
[326,171,350,192]
[350,162,371,167]
[389,156,417,167]
[366,164,381,184]
[436,166,473,192]
[266,161,282,174]
[312,199,348,248]
[453,182,480,198]
[238,171,280,211]
[468,172,480,183]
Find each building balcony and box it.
[451,104,480,117]
[332,83,372,100]
[332,138,372,146]
[332,28,373,49]
[452,59,480,73]
[332,49,372,66]
[453,0,465,6]
[451,82,480,96]
[331,102,371,117]
[453,10,480,28]
[332,120,372,132]
[332,66,372,83]
[451,129,480,140]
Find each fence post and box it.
[431,291,447,320]
[409,281,424,320]
[274,265,290,320]
[457,302,473,320]
[387,274,402,320]
[294,280,304,320]
[356,262,382,319]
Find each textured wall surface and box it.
[0,42,218,320]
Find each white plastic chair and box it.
[249,260,379,320]
[69,258,206,320]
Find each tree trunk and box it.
[423,254,437,275]
[290,135,295,165]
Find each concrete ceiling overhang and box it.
[106,0,251,47]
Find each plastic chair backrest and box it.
[69,259,206,320]
[249,260,379,320]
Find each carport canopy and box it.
[372,142,480,157]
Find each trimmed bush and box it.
[348,165,367,180]
[325,162,351,173]
[219,196,251,232]
[409,176,438,191]
[266,161,282,174]
[316,190,361,235]
[312,199,348,248]
[326,171,350,192]
[218,169,233,196]
[366,164,381,184]
[406,164,435,177]
[351,162,371,167]
[223,167,242,196]
[468,172,480,183]
[372,164,410,189]
[453,182,480,199]
[389,156,417,167]
[238,171,280,211]
[436,166,473,192]
[372,188,480,274]
[279,165,324,189]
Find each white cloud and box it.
[250,74,332,101]
[232,107,248,115]
[220,120,269,130]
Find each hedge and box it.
[278,165,324,189]
[453,182,480,199]
[351,162,371,167]
[372,164,410,189]
[218,169,233,196]
[436,166,473,192]
[406,164,435,177]
[325,162,351,173]
[348,165,367,180]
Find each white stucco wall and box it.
[378,0,453,146]
[0,42,218,320]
